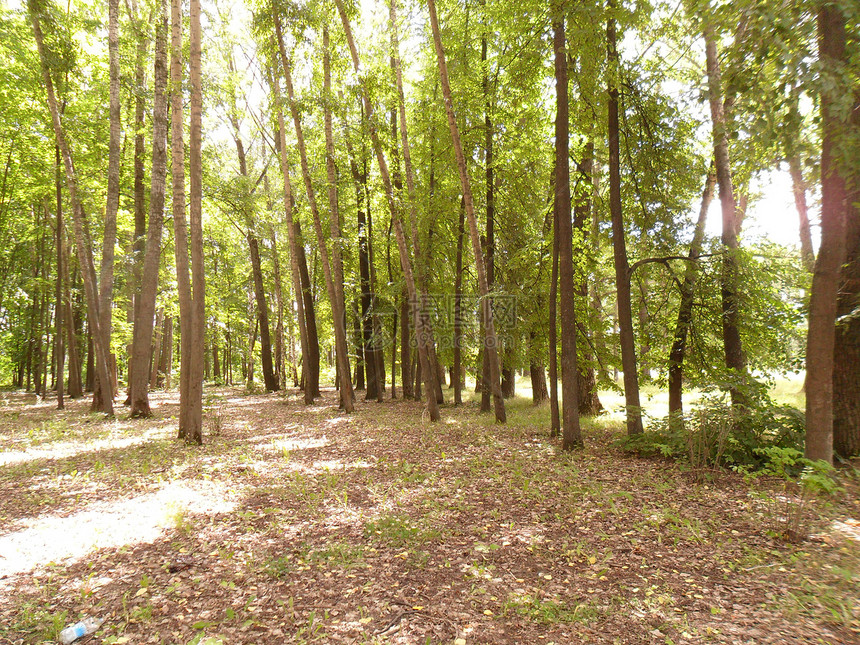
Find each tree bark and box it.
[553,13,584,449]
[294,221,321,398]
[170,0,192,436]
[386,0,441,419]
[28,0,113,415]
[91,0,122,411]
[807,4,849,464]
[607,0,642,435]
[788,154,815,274]
[341,103,381,401]
[668,169,715,417]
[453,197,465,405]
[187,0,205,441]
[149,309,163,388]
[427,0,505,422]
[275,14,354,412]
[704,22,748,412]
[54,148,65,409]
[130,0,168,417]
[126,0,150,405]
[573,140,602,416]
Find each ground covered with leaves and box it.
[0,386,857,644]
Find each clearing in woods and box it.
[0,386,857,644]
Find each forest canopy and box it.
[0,0,858,462]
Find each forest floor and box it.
[0,383,857,645]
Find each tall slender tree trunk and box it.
[607,0,642,435]
[807,5,850,464]
[228,107,279,393]
[668,170,715,417]
[150,309,164,388]
[427,0,506,422]
[130,0,168,417]
[170,0,192,436]
[332,0,437,418]
[704,22,748,412]
[275,14,354,412]
[55,149,65,409]
[126,0,150,405]
[453,197,465,405]
[553,12,584,449]
[91,0,122,411]
[480,13,494,413]
[270,225,287,390]
[185,0,205,442]
[342,105,381,401]
[28,0,113,415]
[387,0,441,419]
[321,25,354,408]
[294,221,321,397]
[549,179,560,435]
[788,155,815,274]
[573,141,602,416]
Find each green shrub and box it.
[621,394,805,470]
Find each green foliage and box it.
[622,393,806,470]
[745,447,841,542]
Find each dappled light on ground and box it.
[0,385,856,644]
[0,480,237,585]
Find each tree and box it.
[552,7,583,450]
[606,0,641,436]
[703,18,748,412]
[27,0,113,416]
[129,0,168,417]
[806,3,850,464]
[274,10,354,412]
[426,0,505,423]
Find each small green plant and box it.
[502,593,598,624]
[4,603,67,642]
[746,447,841,542]
[364,513,440,547]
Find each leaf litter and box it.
[0,387,856,644]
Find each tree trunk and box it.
[607,1,642,436]
[453,197,465,405]
[573,140,602,416]
[54,148,65,409]
[400,288,413,399]
[250,235,278,391]
[28,0,113,415]
[807,5,849,464]
[480,17,494,414]
[270,225,287,389]
[553,13,584,448]
[295,221,321,397]
[162,316,173,388]
[321,25,354,408]
[91,0,122,411]
[788,154,815,274]
[186,0,205,442]
[126,0,150,405]
[150,309,164,389]
[170,0,192,436]
[275,15,354,411]
[704,22,748,412]
[384,0,441,418]
[668,170,715,417]
[427,0,505,422]
[272,84,313,404]
[130,0,168,417]
[342,106,380,401]
[549,174,560,436]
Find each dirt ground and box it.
[0,386,857,644]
